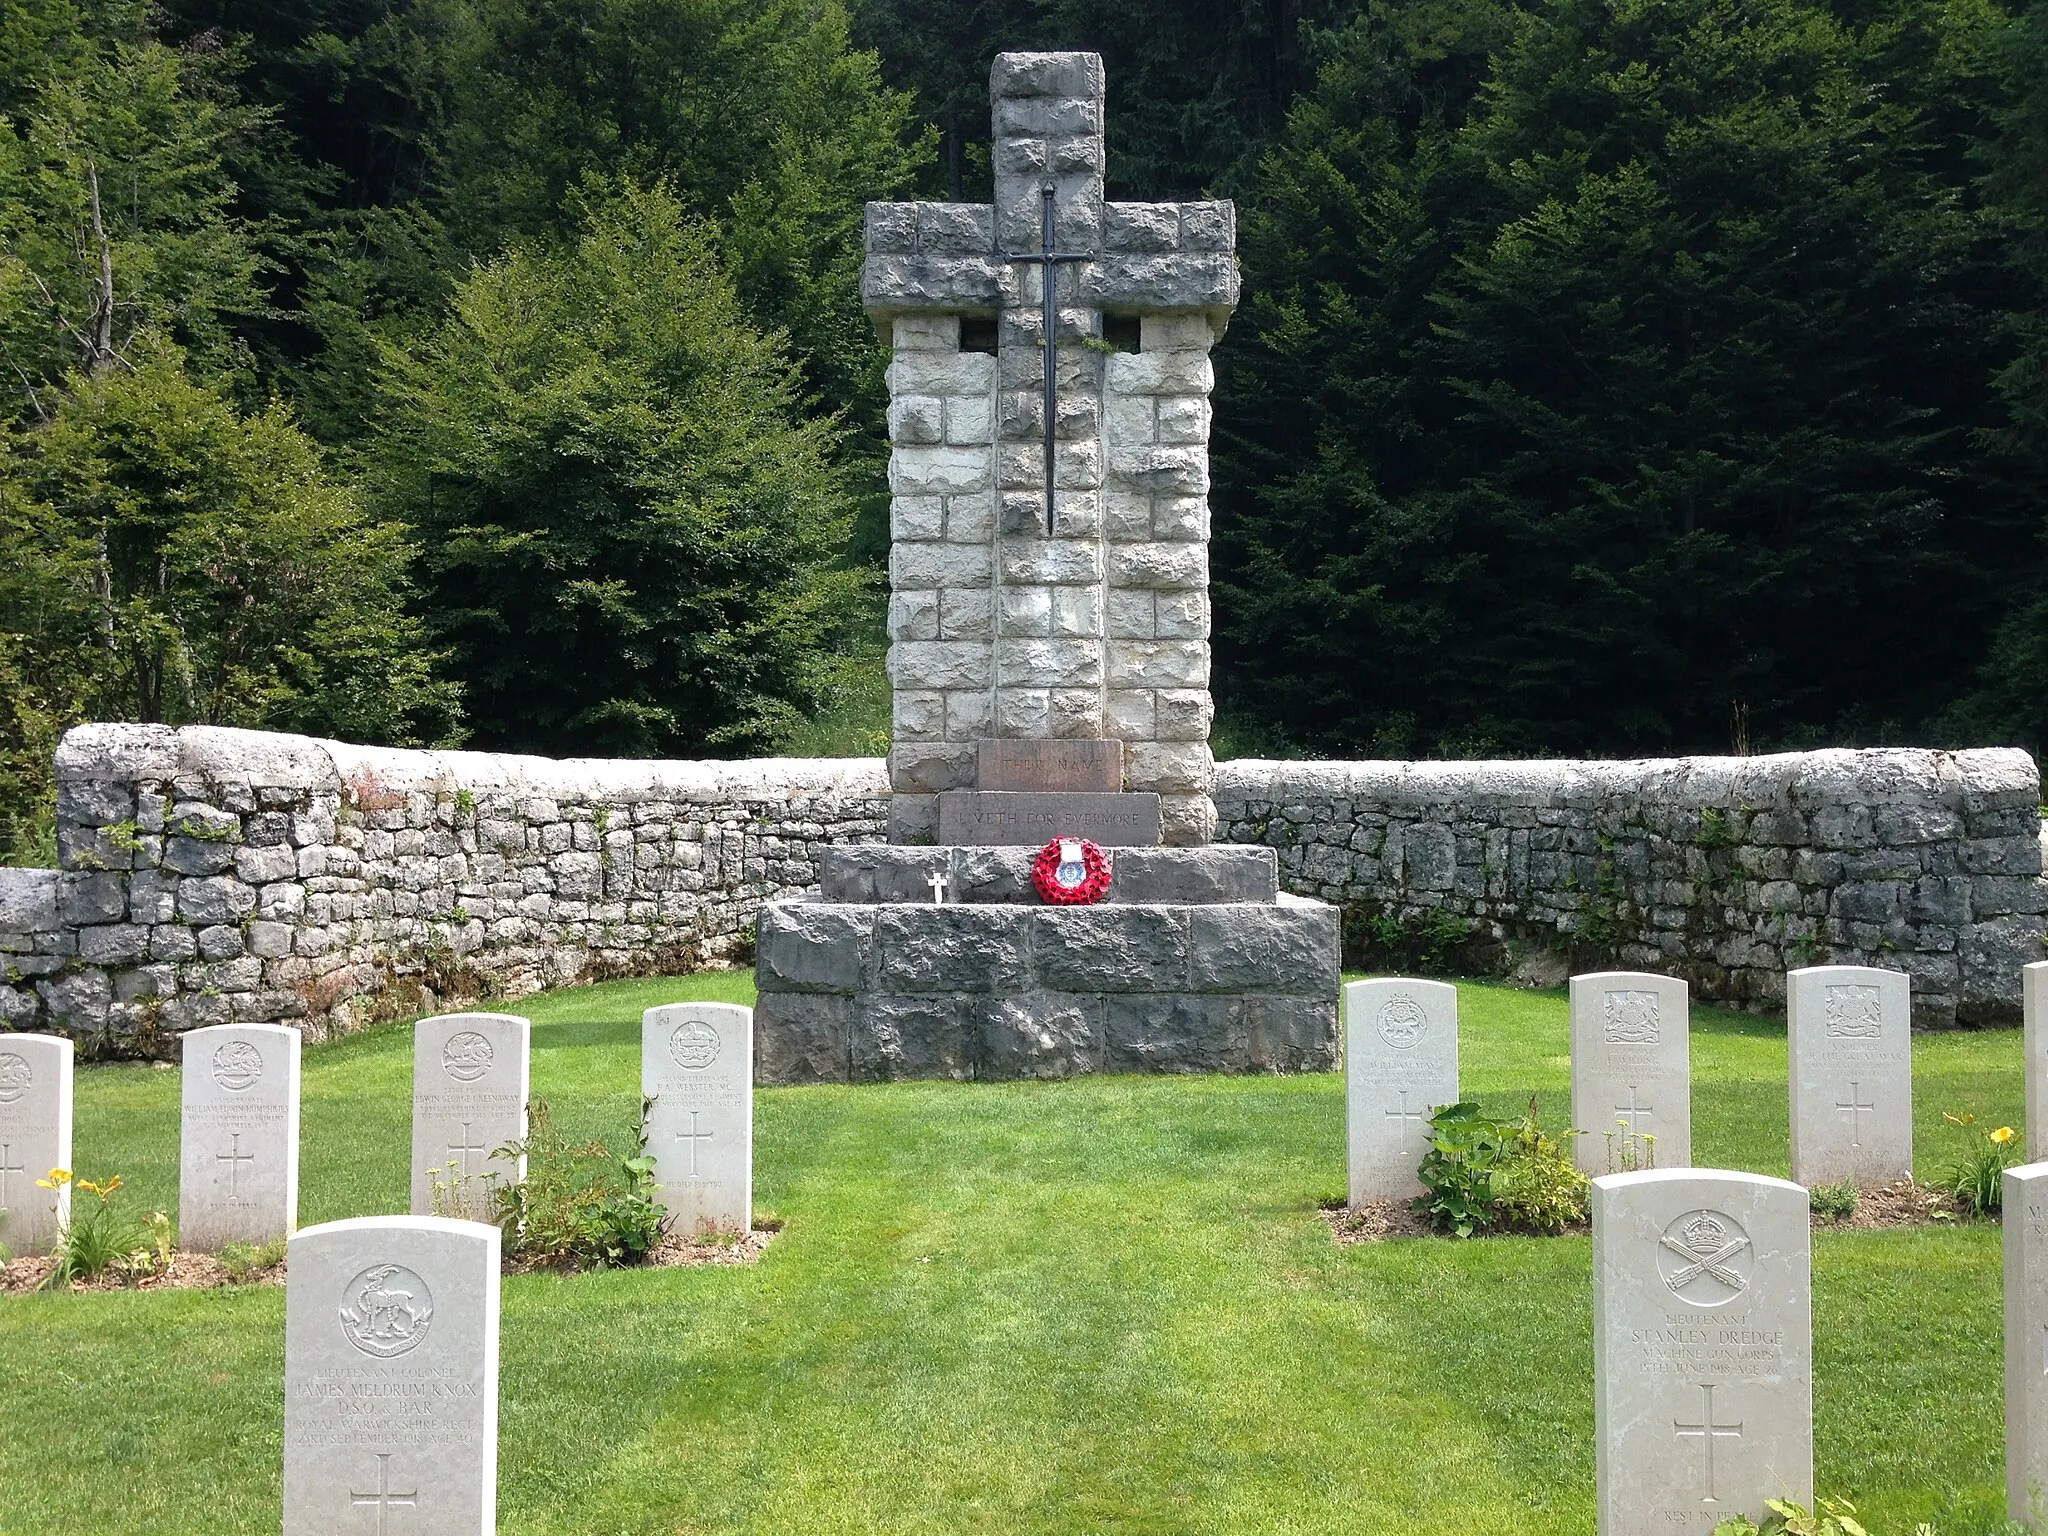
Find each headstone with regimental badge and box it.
[0,1032,71,1255]
[642,1003,753,1236]
[1787,965,1911,1187]
[1593,1167,1812,1535]
[410,1014,530,1218]
[2007,1163,2048,1524]
[1344,978,1459,1204]
[179,1022,300,1251]
[283,1214,499,1536]
[1571,972,1692,1175]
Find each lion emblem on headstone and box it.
[211,1040,264,1093]
[440,1030,495,1082]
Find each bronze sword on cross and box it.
[1003,181,1095,536]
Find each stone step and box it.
[817,843,1278,905]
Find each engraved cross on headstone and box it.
[1673,1382,1744,1503]
[217,1132,256,1206]
[676,1110,714,1177]
[0,1141,23,1208]
[349,1452,418,1535]
[1385,1091,1426,1127]
[1614,1087,1654,1133]
[1834,1082,1876,1147]
[448,1121,488,1179]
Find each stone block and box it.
[1241,995,1338,1072]
[58,871,126,925]
[1126,741,1213,795]
[198,924,246,961]
[1109,541,1208,590]
[164,835,238,876]
[1187,901,1339,993]
[978,738,1123,792]
[1035,906,1189,991]
[76,923,149,966]
[853,994,974,1081]
[1109,847,1277,904]
[1104,993,1236,1073]
[1105,640,1208,689]
[56,779,133,827]
[873,907,1031,993]
[37,967,110,1031]
[0,868,60,933]
[979,993,1102,1077]
[889,640,993,692]
[1159,794,1219,847]
[891,742,979,795]
[938,791,1161,846]
[756,900,877,991]
[817,849,950,904]
[755,992,852,1084]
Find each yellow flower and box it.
[1992,1126,2018,1145]
[35,1168,71,1190]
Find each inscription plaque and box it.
[937,790,1162,847]
[976,738,1124,793]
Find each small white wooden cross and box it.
[928,871,948,905]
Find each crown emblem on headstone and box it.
[1657,1207,1753,1304]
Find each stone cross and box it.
[1570,972,1692,1173]
[1592,1168,1812,1534]
[1788,965,1911,1186]
[0,1032,71,1256]
[642,1003,754,1237]
[1344,978,1459,1205]
[179,1022,300,1251]
[862,51,1239,848]
[283,1215,499,1536]
[410,1013,530,1218]
[2006,1165,2048,1524]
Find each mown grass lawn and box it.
[0,977,2023,1535]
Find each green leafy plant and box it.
[1711,1494,1934,1536]
[219,1237,287,1284]
[1602,1125,1658,1174]
[1810,1181,1861,1221]
[40,1170,150,1288]
[1415,1099,1590,1237]
[491,1097,666,1269]
[1939,1112,2020,1216]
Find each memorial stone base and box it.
[754,845,1340,1084]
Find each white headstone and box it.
[2009,1164,2048,1525]
[1593,1168,1812,1535]
[284,1215,499,1536]
[179,1022,300,1251]
[2027,963,2048,1162]
[1343,978,1458,1205]
[642,1003,753,1236]
[1787,965,1911,1187]
[1571,972,1692,1174]
[0,1032,71,1255]
[410,1014,530,1219]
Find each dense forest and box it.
[0,0,2043,859]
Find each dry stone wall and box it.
[1216,750,2045,1027]
[0,725,887,1051]
[2,731,2040,1050]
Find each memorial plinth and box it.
[753,51,1339,1084]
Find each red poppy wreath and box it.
[1031,836,1112,905]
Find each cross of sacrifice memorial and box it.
[753,50,1340,1081]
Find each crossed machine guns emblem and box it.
[1657,1210,1753,1304]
